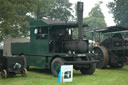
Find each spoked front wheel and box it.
[80,58,96,75]
[51,58,64,77]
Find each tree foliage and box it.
[108,0,128,27]
[47,0,74,21]
[72,2,106,39]
[31,0,52,19]
[83,2,107,39]
[84,2,106,30]
[0,0,35,41]
[0,0,73,41]
[33,0,73,21]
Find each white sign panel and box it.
[58,65,73,82]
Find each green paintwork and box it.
[11,20,69,69]
[30,20,48,27]
[11,19,93,69]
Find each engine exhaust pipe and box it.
[77,1,84,40]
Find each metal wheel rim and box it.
[53,62,61,74]
[22,68,27,76]
[1,69,7,78]
[94,46,109,68]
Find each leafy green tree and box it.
[83,2,107,39]
[0,0,73,41]
[48,0,74,21]
[31,0,52,19]
[0,0,35,41]
[33,0,73,21]
[72,2,106,39]
[108,0,128,27]
[84,2,106,30]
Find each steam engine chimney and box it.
[77,2,84,40]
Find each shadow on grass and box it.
[28,68,51,75]
[73,72,82,77]
[0,68,51,79]
[73,72,98,78]
[73,70,97,77]
[29,67,90,77]
[29,67,99,77]
[0,73,27,79]
[7,75,24,78]
[97,66,128,72]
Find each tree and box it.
[0,0,73,41]
[0,0,35,41]
[48,0,74,21]
[31,0,52,19]
[84,1,106,30]
[83,2,107,39]
[108,0,128,27]
[33,0,74,21]
[72,2,106,39]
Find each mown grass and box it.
[1,66,128,85]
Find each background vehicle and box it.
[92,26,128,68]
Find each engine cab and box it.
[31,20,89,54]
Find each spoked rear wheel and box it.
[93,46,109,69]
[80,58,96,75]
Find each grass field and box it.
[0,66,128,85]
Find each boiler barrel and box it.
[64,40,88,53]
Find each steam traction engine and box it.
[9,2,98,76]
[93,26,128,68]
